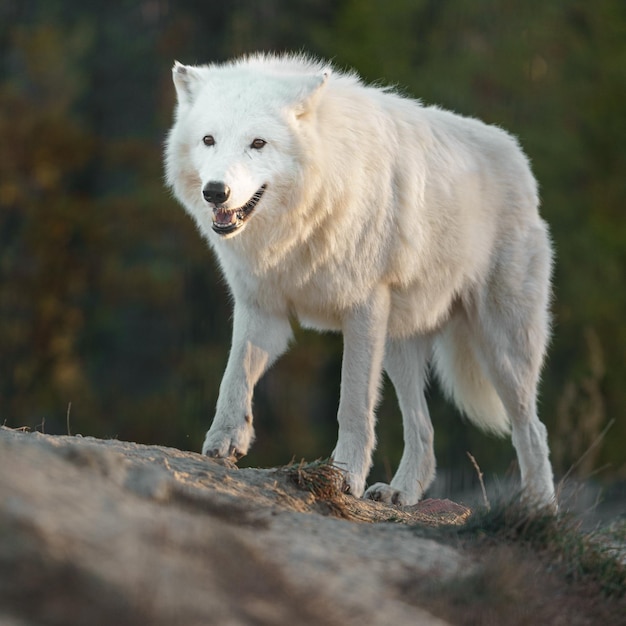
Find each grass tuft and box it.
[404,497,626,625]
[457,498,626,599]
[283,458,350,517]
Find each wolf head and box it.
[165,55,329,239]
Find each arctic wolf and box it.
[165,53,555,508]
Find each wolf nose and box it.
[203,181,231,205]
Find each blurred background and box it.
[1,0,624,506]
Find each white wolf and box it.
[165,53,555,508]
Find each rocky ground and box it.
[1,426,624,625]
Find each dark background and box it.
[1,0,624,497]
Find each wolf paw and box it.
[342,474,366,498]
[331,458,367,498]
[201,420,253,461]
[364,483,412,506]
[330,463,366,498]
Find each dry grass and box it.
[282,458,352,518]
[282,459,472,525]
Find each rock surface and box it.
[0,426,472,626]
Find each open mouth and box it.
[211,184,267,236]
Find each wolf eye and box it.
[250,138,266,150]
[202,135,215,147]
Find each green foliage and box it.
[0,1,624,487]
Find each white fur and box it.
[165,53,556,508]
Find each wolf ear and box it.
[172,61,204,107]
[293,70,330,118]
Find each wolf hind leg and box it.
[364,336,435,506]
[473,313,555,508]
[470,226,555,508]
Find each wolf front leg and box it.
[202,302,292,460]
[332,285,391,497]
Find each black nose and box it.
[203,181,231,205]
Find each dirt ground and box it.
[1,426,623,625]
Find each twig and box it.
[467,451,490,511]
[559,418,615,487]
[66,401,72,436]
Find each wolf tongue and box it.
[214,208,237,226]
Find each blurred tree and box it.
[0,18,98,427]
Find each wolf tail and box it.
[432,317,510,436]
